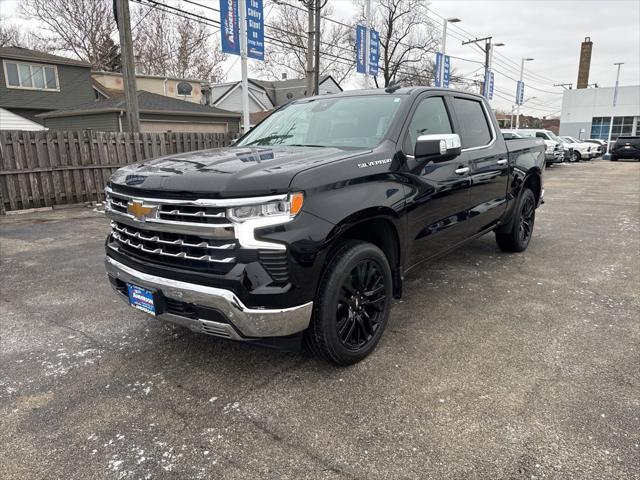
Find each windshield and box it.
[237,95,404,149]
[547,131,563,143]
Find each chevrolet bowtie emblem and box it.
[127,200,157,221]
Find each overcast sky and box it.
[1,0,638,116]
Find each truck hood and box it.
[109,145,367,198]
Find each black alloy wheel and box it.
[304,241,392,365]
[336,259,386,350]
[518,192,535,246]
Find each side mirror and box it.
[415,133,462,161]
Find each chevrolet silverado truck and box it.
[104,87,545,365]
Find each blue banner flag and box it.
[434,52,443,87]
[484,70,495,99]
[246,0,264,60]
[443,55,451,88]
[220,0,240,56]
[516,80,525,105]
[369,29,380,76]
[356,25,366,74]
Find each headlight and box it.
[227,192,304,223]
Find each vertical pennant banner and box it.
[434,52,443,87]
[356,25,367,74]
[369,29,380,76]
[246,0,264,60]
[484,70,494,99]
[220,0,240,55]
[443,55,451,88]
[516,80,525,105]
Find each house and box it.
[0,46,95,125]
[37,90,241,133]
[205,75,342,115]
[92,71,207,104]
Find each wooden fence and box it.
[0,130,238,214]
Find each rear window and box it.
[616,137,640,146]
[451,97,492,148]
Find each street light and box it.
[515,57,534,129]
[440,17,461,87]
[605,62,624,155]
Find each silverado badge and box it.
[127,200,157,221]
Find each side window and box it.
[451,97,492,148]
[535,132,546,139]
[404,96,452,155]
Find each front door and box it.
[402,95,473,269]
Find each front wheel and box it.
[572,151,581,162]
[305,241,392,366]
[495,188,536,253]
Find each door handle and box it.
[455,166,470,175]
[497,159,508,165]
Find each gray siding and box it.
[0,61,95,111]
[44,113,121,132]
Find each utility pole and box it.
[239,0,250,132]
[554,82,573,90]
[305,1,315,96]
[606,62,624,154]
[314,0,321,95]
[462,36,492,96]
[515,57,534,129]
[115,0,140,133]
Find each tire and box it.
[495,188,536,253]
[304,241,393,366]
[572,151,581,162]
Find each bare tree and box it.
[132,3,227,81]
[253,1,354,85]
[356,0,439,87]
[20,0,119,70]
[0,22,22,47]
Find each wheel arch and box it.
[323,209,404,299]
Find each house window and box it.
[3,60,59,91]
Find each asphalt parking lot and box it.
[1,159,639,480]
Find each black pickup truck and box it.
[104,88,545,365]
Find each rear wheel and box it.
[572,151,581,162]
[305,241,392,366]
[495,188,536,253]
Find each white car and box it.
[503,129,565,165]
[560,136,596,161]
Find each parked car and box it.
[502,128,564,165]
[610,136,640,161]
[104,88,546,365]
[560,136,596,160]
[584,139,606,156]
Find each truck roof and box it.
[297,86,485,102]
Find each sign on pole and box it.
[356,25,367,74]
[245,0,264,60]
[443,55,451,88]
[484,70,494,100]
[369,29,379,76]
[434,52,443,87]
[516,80,525,105]
[220,0,240,55]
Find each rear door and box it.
[402,94,474,268]
[450,95,510,235]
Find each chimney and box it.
[281,72,287,80]
[577,36,593,89]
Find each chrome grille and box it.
[109,221,237,272]
[157,205,227,224]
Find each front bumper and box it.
[105,256,313,339]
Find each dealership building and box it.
[559,85,640,141]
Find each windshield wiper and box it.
[243,134,293,146]
[288,144,327,147]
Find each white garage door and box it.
[141,121,227,133]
